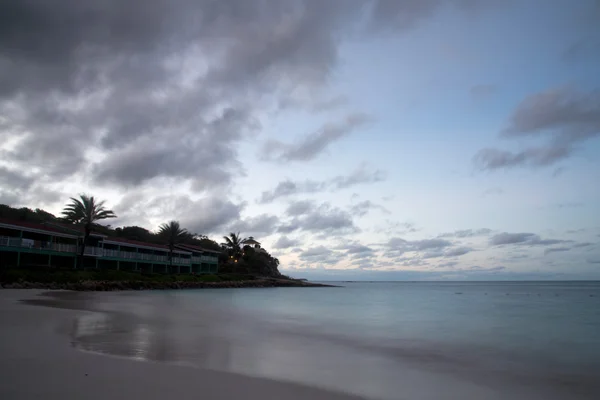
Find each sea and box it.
[59,281,600,399]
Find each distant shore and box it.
[0,268,336,291]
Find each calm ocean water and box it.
[61,281,600,399]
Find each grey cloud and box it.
[349,200,390,217]
[544,247,571,255]
[474,145,572,170]
[273,236,301,249]
[299,246,342,266]
[259,165,385,203]
[261,112,371,162]
[573,242,594,248]
[288,204,358,235]
[345,244,375,255]
[286,200,316,217]
[231,214,280,237]
[113,193,243,235]
[474,87,600,170]
[439,228,492,238]
[412,238,452,250]
[384,236,452,257]
[490,232,570,246]
[490,232,536,245]
[437,261,459,268]
[444,246,473,257]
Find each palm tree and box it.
[62,194,117,268]
[221,232,246,260]
[158,221,189,273]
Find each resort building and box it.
[0,219,219,273]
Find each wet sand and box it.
[0,289,364,400]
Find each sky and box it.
[1,0,599,280]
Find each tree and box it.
[158,221,189,273]
[221,232,246,260]
[62,194,117,268]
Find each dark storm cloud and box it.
[259,165,386,203]
[490,232,571,246]
[0,0,368,191]
[0,0,504,214]
[474,87,600,170]
[260,112,371,162]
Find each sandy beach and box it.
[0,289,364,400]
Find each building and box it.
[243,236,267,253]
[0,219,219,274]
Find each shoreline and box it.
[0,289,364,400]
[0,278,338,291]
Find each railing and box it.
[1,236,192,265]
[83,247,104,256]
[200,255,218,263]
[0,236,77,253]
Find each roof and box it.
[176,243,221,254]
[243,237,261,245]
[41,221,108,237]
[0,218,78,238]
[104,237,191,254]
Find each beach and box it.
[1,284,599,400]
[0,289,363,400]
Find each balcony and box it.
[1,236,193,265]
[0,236,77,254]
[97,248,190,265]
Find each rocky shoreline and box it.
[0,278,337,291]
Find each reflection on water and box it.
[58,287,600,400]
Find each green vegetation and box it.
[157,220,190,273]
[62,194,117,268]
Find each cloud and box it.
[474,87,600,170]
[259,165,385,203]
[261,112,371,162]
[285,200,316,217]
[230,214,280,237]
[384,236,452,258]
[112,193,243,235]
[573,242,594,248]
[439,228,492,238]
[544,247,571,255]
[490,232,536,245]
[299,246,342,266]
[490,232,571,246]
[444,246,473,257]
[273,236,301,249]
[349,200,390,217]
[278,202,358,235]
